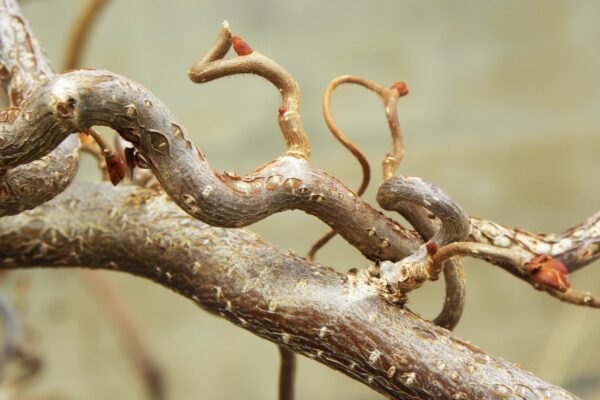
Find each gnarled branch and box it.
[0,182,579,400]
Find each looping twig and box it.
[188,22,310,159]
[324,75,408,181]
[377,175,471,284]
[307,75,409,261]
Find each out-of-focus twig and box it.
[80,271,165,400]
[63,0,110,71]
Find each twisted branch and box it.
[0,182,580,400]
[0,0,79,217]
[0,1,597,398]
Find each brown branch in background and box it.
[0,182,580,400]
[278,347,296,400]
[80,271,165,400]
[0,294,44,398]
[0,294,20,374]
[63,0,109,71]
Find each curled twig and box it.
[188,22,310,159]
[307,77,409,260]
[377,176,470,285]
[324,76,408,181]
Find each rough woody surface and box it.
[0,0,599,399]
[0,183,580,399]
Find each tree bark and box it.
[0,182,578,400]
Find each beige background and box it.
[2,0,599,399]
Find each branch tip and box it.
[391,81,409,97]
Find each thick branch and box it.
[0,68,420,262]
[0,0,80,217]
[0,182,578,400]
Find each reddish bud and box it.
[391,81,409,97]
[105,154,126,186]
[426,241,438,255]
[232,36,253,56]
[278,105,286,115]
[526,255,570,292]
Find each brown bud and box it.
[425,241,438,255]
[232,36,253,56]
[526,255,570,292]
[105,154,126,186]
[391,81,409,97]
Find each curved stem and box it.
[323,75,407,181]
[308,76,409,261]
[188,23,310,159]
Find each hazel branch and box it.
[0,182,579,400]
[0,0,80,218]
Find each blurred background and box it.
[1,0,599,398]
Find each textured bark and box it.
[0,183,579,400]
[0,0,597,398]
[0,0,80,217]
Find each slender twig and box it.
[63,0,109,71]
[430,241,599,308]
[308,76,410,260]
[278,347,296,400]
[188,22,310,159]
[324,75,408,181]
